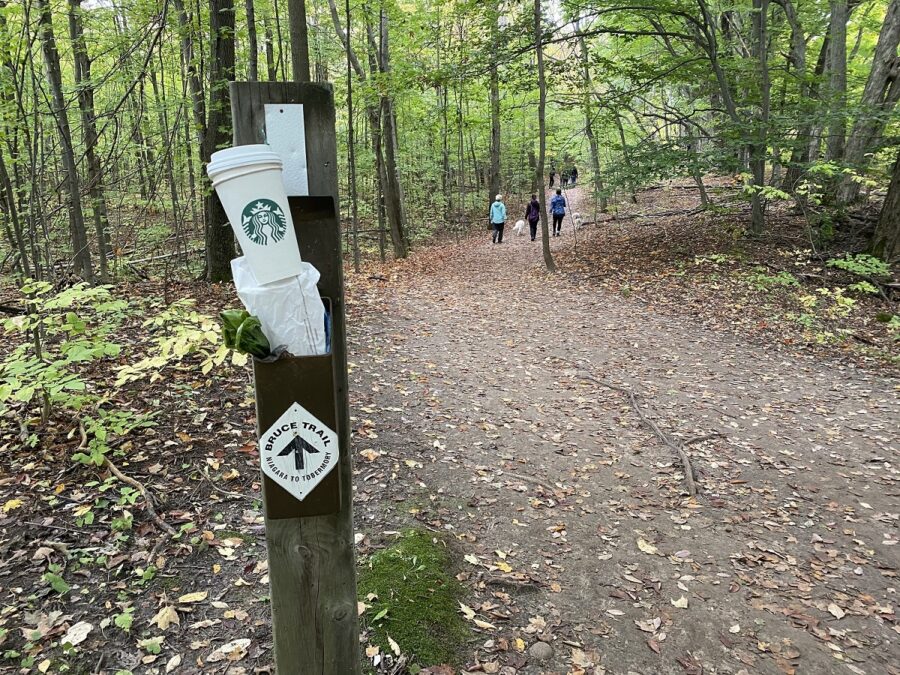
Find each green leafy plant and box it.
[42,565,70,595]
[0,281,129,422]
[219,309,271,358]
[115,299,241,385]
[746,267,799,290]
[827,253,890,280]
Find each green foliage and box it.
[114,607,134,632]
[745,267,799,290]
[827,253,890,280]
[0,281,128,419]
[219,309,270,358]
[358,530,468,667]
[115,299,238,385]
[42,565,70,595]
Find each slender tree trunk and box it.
[37,0,92,281]
[871,148,900,262]
[345,0,360,272]
[264,16,276,80]
[577,30,607,213]
[826,0,848,162]
[245,0,259,80]
[203,0,236,282]
[375,9,408,258]
[783,36,827,191]
[68,0,110,281]
[488,1,501,208]
[534,0,554,272]
[288,0,311,81]
[838,0,900,203]
[614,115,638,203]
[748,0,770,234]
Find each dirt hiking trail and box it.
[347,187,899,675]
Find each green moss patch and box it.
[358,529,468,667]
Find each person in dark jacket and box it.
[549,170,555,188]
[570,166,578,185]
[524,194,541,241]
[549,189,566,236]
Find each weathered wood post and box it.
[229,82,360,673]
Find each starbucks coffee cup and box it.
[206,145,303,285]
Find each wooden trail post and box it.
[229,82,360,673]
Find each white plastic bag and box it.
[231,256,327,356]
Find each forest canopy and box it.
[0,0,898,280]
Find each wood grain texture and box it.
[231,82,360,674]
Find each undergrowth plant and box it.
[0,283,239,465]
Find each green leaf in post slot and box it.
[218,310,271,358]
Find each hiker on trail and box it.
[489,194,507,244]
[561,170,570,187]
[550,188,566,237]
[570,166,578,185]
[525,194,541,241]
[549,170,555,188]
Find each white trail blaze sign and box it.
[259,402,338,501]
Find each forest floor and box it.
[345,183,899,674]
[0,182,898,675]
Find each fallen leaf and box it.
[206,638,251,663]
[729,624,741,634]
[177,590,208,604]
[637,538,659,555]
[2,499,23,513]
[151,606,180,631]
[387,635,401,656]
[474,618,496,630]
[827,603,845,619]
[458,602,476,620]
[165,655,182,673]
[61,621,93,647]
[671,596,689,609]
[635,617,662,633]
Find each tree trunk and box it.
[37,0,92,281]
[825,0,848,162]
[748,0,770,235]
[245,0,259,80]
[577,30,607,213]
[837,0,900,203]
[488,1,501,208]
[344,0,361,272]
[783,34,828,192]
[377,9,408,258]
[535,0,555,272]
[614,115,638,203]
[203,0,237,282]
[68,0,110,281]
[871,149,900,262]
[264,16,276,80]
[287,0,311,81]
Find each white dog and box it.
[573,212,584,230]
[512,219,526,236]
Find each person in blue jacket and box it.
[550,188,566,236]
[489,194,507,244]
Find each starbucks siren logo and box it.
[241,199,288,246]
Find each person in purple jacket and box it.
[524,194,541,241]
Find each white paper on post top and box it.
[264,104,309,196]
[259,402,337,502]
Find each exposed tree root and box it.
[573,370,710,497]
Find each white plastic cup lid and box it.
[206,144,283,181]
